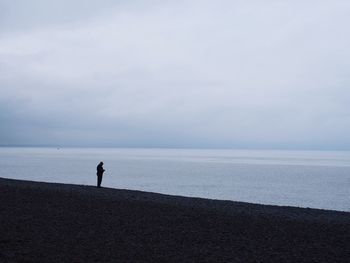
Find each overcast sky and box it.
[0,0,350,149]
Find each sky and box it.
[0,0,350,149]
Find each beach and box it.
[1,177,349,262]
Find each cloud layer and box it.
[1,0,350,149]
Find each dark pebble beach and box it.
[0,177,349,263]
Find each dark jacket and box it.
[96,163,105,176]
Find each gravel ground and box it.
[0,177,349,263]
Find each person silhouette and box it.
[96,161,105,188]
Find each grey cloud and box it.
[0,0,122,34]
[1,1,350,149]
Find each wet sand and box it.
[0,177,349,262]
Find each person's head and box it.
[99,161,104,165]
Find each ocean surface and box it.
[0,147,349,212]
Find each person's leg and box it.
[97,175,102,187]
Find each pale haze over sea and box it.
[1,147,349,212]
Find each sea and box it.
[0,147,349,212]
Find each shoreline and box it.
[1,177,349,262]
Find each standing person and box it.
[96,161,105,188]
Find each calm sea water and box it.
[0,147,349,211]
